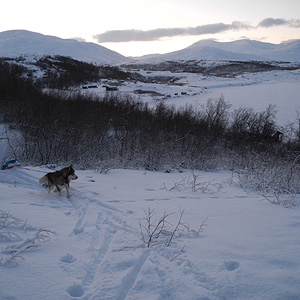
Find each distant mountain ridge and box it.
[0,30,130,65]
[136,39,300,63]
[0,30,299,64]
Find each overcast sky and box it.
[1,0,300,56]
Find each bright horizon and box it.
[1,0,300,57]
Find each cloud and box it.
[93,18,300,43]
[93,21,251,43]
[94,28,185,43]
[189,21,250,35]
[258,18,300,28]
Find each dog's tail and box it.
[39,175,48,185]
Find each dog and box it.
[39,165,78,198]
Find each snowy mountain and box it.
[1,30,299,65]
[0,30,131,65]
[136,39,300,63]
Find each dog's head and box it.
[67,165,78,181]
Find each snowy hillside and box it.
[0,30,131,65]
[136,39,300,63]
[1,166,300,300]
[1,30,299,65]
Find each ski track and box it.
[49,170,220,300]
[0,168,240,300]
[2,167,299,300]
[53,173,148,300]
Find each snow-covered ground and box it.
[81,68,300,127]
[1,166,300,300]
[1,55,300,299]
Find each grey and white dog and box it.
[39,165,78,198]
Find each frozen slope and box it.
[0,167,300,300]
[0,30,130,65]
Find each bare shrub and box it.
[235,157,300,207]
[262,192,299,208]
[1,229,58,266]
[139,208,207,248]
[187,171,222,193]
[0,210,31,231]
[203,96,231,135]
[161,177,186,191]
[0,211,58,266]
[161,171,222,193]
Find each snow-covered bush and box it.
[0,210,58,266]
[235,157,300,207]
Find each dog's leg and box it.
[64,183,71,198]
[47,179,52,193]
[55,184,62,196]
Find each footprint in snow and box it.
[224,261,240,271]
[60,253,76,263]
[66,283,84,298]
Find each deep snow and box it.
[1,166,300,300]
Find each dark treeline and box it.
[35,55,101,88]
[1,60,300,170]
[1,55,141,90]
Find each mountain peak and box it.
[0,30,131,65]
[1,30,300,64]
[136,39,300,63]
